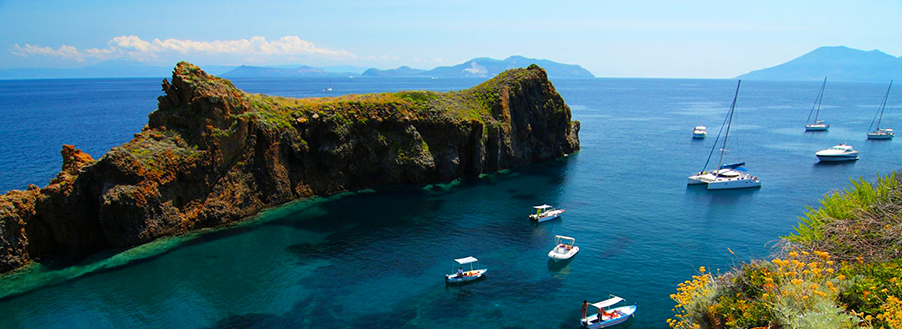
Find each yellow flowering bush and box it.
[877,295,902,328]
[668,251,858,328]
[842,258,902,328]
[668,266,716,329]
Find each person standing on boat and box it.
[581,300,588,320]
[457,267,464,278]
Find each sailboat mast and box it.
[814,77,827,122]
[876,80,893,130]
[716,80,741,177]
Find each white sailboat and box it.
[805,77,830,131]
[688,80,761,190]
[867,80,894,140]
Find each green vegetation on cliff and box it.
[0,61,580,275]
[238,63,553,131]
[669,172,902,329]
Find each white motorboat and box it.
[867,81,894,140]
[805,77,830,131]
[445,256,487,284]
[816,144,859,162]
[687,80,761,190]
[692,126,707,138]
[548,235,579,262]
[581,295,637,328]
[529,204,564,222]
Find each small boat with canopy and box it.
[445,256,487,284]
[581,295,637,328]
[692,126,707,138]
[548,235,579,262]
[529,204,565,222]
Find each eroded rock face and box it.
[0,62,580,273]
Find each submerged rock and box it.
[0,62,580,273]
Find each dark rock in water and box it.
[0,61,580,273]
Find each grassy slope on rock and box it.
[111,62,557,179]
[669,172,902,329]
[240,64,550,130]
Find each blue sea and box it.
[0,76,900,328]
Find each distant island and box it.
[362,56,595,78]
[221,65,357,78]
[737,46,902,82]
[1,56,592,80]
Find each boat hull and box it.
[805,125,829,131]
[687,173,715,185]
[817,154,859,162]
[867,133,894,140]
[548,246,579,262]
[707,177,761,190]
[445,269,487,284]
[530,210,564,222]
[692,133,706,139]
[581,305,637,328]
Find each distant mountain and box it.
[0,60,236,79]
[737,46,902,82]
[0,56,592,80]
[362,56,595,78]
[221,65,357,78]
[318,65,370,75]
[362,66,427,77]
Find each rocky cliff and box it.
[0,62,579,274]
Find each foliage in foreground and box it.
[669,172,902,329]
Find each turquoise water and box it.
[0,77,901,328]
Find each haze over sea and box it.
[0,76,900,328]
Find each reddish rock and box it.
[0,61,580,273]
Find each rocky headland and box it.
[0,62,580,274]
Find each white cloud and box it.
[10,44,84,61]
[361,55,400,61]
[9,35,357,62]
[462,61,486,74]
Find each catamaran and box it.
[687,80,761,190]
[805,77,830,131]
[445,256,487,284]
[580,295,637,328]
[867,80,895,140]
[548,235,579,262]
[529,204,564,222]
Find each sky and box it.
[1,0,901,78]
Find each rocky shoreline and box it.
[0,62,580,274]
